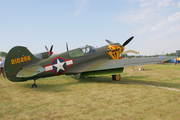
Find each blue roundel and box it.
[52,58,67,74]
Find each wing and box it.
[67,56,175,77]
[108,56,174,68]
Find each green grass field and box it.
[0,64,180,120]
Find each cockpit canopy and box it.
[69,45,97,57]
[81,45,97,54]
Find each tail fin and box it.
[5,46,40,82]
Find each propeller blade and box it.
[50,45,53,52]
[45,45,49,52]
[106,39,113,44]
[66,42,69,52]
[122,36,134,46]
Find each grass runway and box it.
[0,64,180,119]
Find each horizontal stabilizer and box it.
[16,65,45,78]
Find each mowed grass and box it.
[0,64,180,120]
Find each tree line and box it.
[165,50,180,57]
[123,50,180,58]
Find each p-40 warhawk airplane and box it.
[4,36,174,88]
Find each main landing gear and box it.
[112,74,121,82]
[32,79,37,88]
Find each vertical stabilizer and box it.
[4,46,40,82]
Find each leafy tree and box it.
[0,52,7,57]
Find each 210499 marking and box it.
[11,56,31,65]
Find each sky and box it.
[0,0,180,55]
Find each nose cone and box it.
[107,44,125,59]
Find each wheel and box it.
[32,84,37,88]
[112,74,121,81]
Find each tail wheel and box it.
[31,79,37,88]
[32,84,37,88]
[112,74,121,81]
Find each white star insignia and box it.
[53,59,65,73]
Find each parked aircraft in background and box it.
[168,57,180,63]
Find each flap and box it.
[16,65,45,78]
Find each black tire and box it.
[32,84,37,88]
[112,74,121,81]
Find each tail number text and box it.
[11,56,31,65]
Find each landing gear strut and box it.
[32,79,37,88]
[112,74,121,82]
